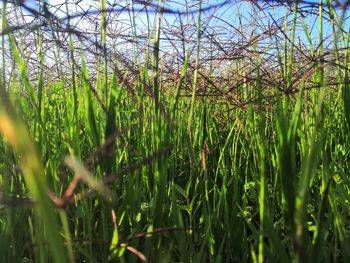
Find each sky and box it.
[2,0,350,65]
[15,0,349,47]
[1,0,349,82]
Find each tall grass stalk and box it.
[187,0,202,137]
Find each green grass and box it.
[1,1,350,262]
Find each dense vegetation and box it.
[1,0,350,262]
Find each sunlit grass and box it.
[1,1,350,262]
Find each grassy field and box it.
[1,1,350,262]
